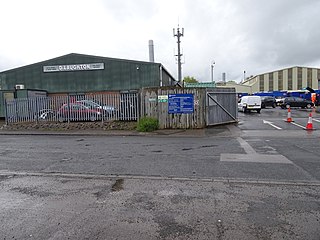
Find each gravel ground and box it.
[0,120,137,131]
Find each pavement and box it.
[0,124,208,138]
[0,124,239,138]
[1,118,319,239]
[0,128,203,137]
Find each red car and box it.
[57,103,102,122]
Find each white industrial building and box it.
[218,66,320,94]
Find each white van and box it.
[238,96,262,113]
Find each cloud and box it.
[100,0,159,22]
[0,0,319,83]
[179,0,320,81]
[230,0,320,72]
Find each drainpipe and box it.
[159,65,163,87]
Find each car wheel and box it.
[243,107,247,113]
[90,115,96,122]
[306,104,312,109]
[257,109,261,113]
[58,117,65,123]
[272,103,276,108]
[44,112,54,120]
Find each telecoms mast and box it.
[173,26,184,83]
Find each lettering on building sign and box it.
[43,63,104,72]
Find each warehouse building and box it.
[241,66,320,93]
[0,53,177,117]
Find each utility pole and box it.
[211,61,215,83]
[173,25,184,83]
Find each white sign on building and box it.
[43,63,104,72]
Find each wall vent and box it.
[15,84,25,90]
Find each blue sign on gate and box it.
[168,94,194,114]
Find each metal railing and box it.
[5,93,139,124]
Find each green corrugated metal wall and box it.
[0,53,176,118]
[0,53,172,93]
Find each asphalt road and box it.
[0,107,320,239]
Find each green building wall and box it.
[0,53,176,118]
[0,53,175,93]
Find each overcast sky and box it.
[1,0,320,83]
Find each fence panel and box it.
[206,88,238,126]
[5,93,139,124]
[5,89,237,128]
[141,87,237,129]
[141,87,206,129]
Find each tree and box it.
[183,76,199,83]
[227,80,236,84]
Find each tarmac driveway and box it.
[0,118,320,239]
[1,173,319,240]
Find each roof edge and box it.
[0,53,163,73]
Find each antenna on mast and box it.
[173,24,184,83]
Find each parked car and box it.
[275,97,285,106]
[238,96,261,113]
[57,103,102,122]
[34,109,55,120]
[76,100,116,116]
[261,96,276,108]
[280,97,314,109]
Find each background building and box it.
[241,66,320,93]
[0,53,176,117]
[0,53,176,93]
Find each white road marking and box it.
[236,137,256,154]
[313,118,320,123]
[220,153,293,164]
[263,120,282,130]
[222,137,293,164]
[290,122,306,129]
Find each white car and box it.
[238,96,261,113]
[275,97,285,106]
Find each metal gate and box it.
[206,88,238,126]
[5,92,139,124]
[141,87,238,129]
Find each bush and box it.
[136,117,159,132]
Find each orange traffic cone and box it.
[285,107,294,122]
[305,113,314,130]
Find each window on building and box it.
[269,73,273,91]
[259,75,264,91]
[307,68,313,88]
[297,67,302,90]
[278,70,283,90]
[318,69,320,89]
[288,68,292,90]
